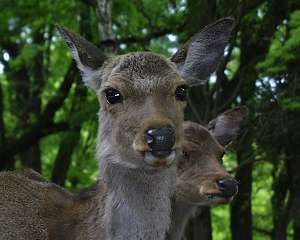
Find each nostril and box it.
[146,127,175,153]
[217,178,239,198]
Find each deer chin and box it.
[198,185,235,205]
[144,150,176,168]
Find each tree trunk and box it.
[18,30,45,172]
[0,83,14,170]
[183,2,217,238]
[186,0,216,33]
[185,208,212,240]
[294,221,300,240]
[50,3,90,187]
[0,82,4,147]
[230,130,253,240]
[51,130,80,186]
[6,61,31,170]
[20,145,41,172]
[285,114,300,240]
[96,0,116,53]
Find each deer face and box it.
[57,18,235,170]
[177,107,248,205]
[97,53,186,169]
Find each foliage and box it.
[1,0,300,239]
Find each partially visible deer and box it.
[0,18,235,240]
[171,107,248,240]
[0,107,247,240]
[0,168,102,240]
[55,17,234,240]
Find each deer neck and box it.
[170,201,197,240]
[97,112,176,240]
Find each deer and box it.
[56,17,235,240]
[0,107,247,240]
[0,18,235,240]
[171,106,248,240]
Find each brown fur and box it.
[170,107,248,240]
[0,105,247,240]
[0,123,217,240]
[177,122,230,205]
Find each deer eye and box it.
[104,88,123,104]
[175,85,188,101]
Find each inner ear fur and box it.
[171,17,236,86]
[57,25,107,89]
[207,106,248,146]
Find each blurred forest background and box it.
[0,0,300,239]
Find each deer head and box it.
[177,107,248,205]
[57,18,235,170]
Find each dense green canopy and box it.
[0,0,299,239]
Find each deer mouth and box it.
[144,150,176,168]
[204,193,234,204]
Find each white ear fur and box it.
[70,47,100,89]
[57,25,107,90]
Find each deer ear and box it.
[171,18,235,86]
[56,25,107,90]
[207,106,248,146]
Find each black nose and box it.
[217,178,238,198]
[146,127,175,158]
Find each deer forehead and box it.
[104,52,184,93]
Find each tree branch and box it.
[96,0,115,53]
[41,62,77,121]
[80,0,96,7]
[0,121,69,159]
[134,0,154,28]
[0,62,77,159]
[51,129,80,186]
[98,25,184,49]
[216,68,245,113]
